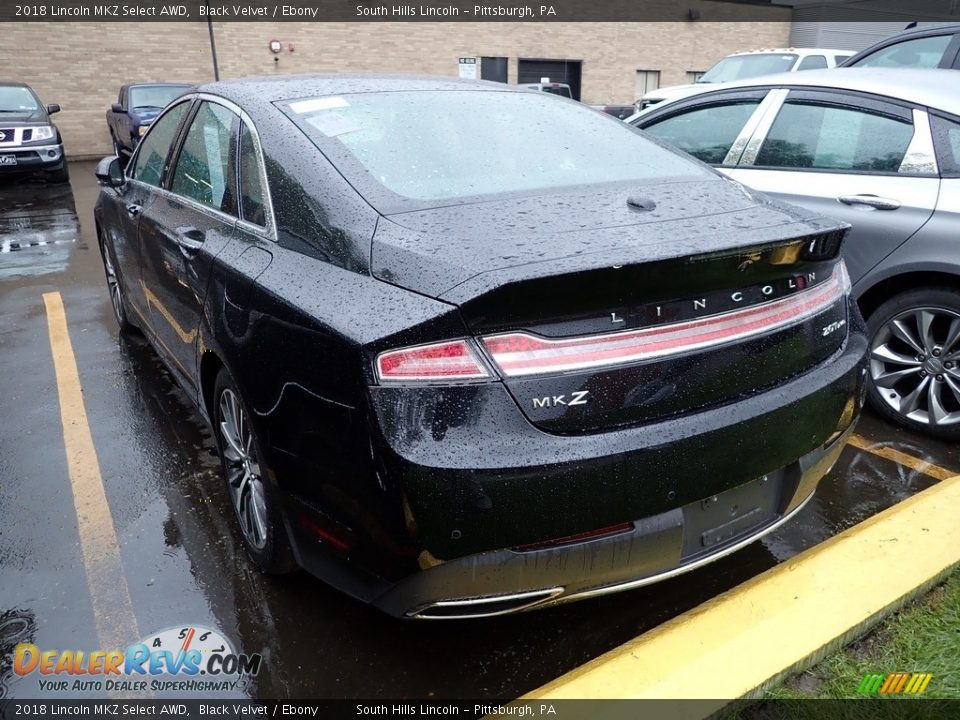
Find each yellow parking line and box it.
[846,433,956,481]
[43,291,140,652]
[525,473,960,713]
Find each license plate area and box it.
[680,471,784,561]
[0,155,17,165]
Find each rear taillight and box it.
[377,262,850,383]
[376,339,490,383]
[482,262,850,378]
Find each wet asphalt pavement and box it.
[1,162,958,701]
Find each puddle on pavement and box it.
[0,179,83,279]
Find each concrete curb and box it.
[523,473,960,717]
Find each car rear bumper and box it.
[0,143,64,172]
[374,424,849,618]
[361,323,867,618]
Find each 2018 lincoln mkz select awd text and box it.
[93,75,867,618]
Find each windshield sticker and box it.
[305,112,362,138]
[290,96,349,114]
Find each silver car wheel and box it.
[870,306,960,428]
[102,245,125,325]
[219,388,269,550]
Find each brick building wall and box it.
[6,14,790,158]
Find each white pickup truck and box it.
[637,48,854,113]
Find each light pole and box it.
[206,3,220,81]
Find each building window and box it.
[635,70,661,100]
[686,71,706,83]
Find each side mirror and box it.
[95,156,125,188]
[46,103,61,115]
[111,103,123,113]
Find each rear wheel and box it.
[866,288,960,439]
[213,369,295,574]
[98,236,134,332]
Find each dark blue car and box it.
[106,83,192,160]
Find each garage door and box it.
[518,59,582,100]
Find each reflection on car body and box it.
[94,74,866,618]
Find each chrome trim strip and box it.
[723,89,785,166]
[900,108,938,176]
[547,489,818,606]
[738,88,788,166]
[0,142,61,153]
[409,587,565,620]
[482,266,847,378]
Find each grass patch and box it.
[764,570,960,700]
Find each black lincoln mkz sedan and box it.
[94,75,867,619]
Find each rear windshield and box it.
[128,85,191,110]
[542,86,572,98]
[279,90,707,206]
[698,54,798,83]
[0,86,40,112]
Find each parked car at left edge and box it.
[0,81,67,183]
[106,83,192,160]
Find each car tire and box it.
[213,368,296,575]
[46,164,69,184]
[98,235,135,332]
[865,287,960,439]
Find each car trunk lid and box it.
[372,180,851,433]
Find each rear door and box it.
[138,99,241,388]
[726,90,940,287]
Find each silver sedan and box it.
[631,68,960,438]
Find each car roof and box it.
[653,68,960,116]
[727,48,849,56]
[125,82,193,88]
[198,73,524,105]
[865,23,960,41]
[0,81,33,88]
[843,23,960,65]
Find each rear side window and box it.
[238,123,267,227]
[851,34,953,68]
[130,101,189,188]
[171,101,240,215]
[796,55,828,70]
[755,103,914,172]
[931,114,960,176]
[641,101,760,164]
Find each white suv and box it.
[638,48,853,112]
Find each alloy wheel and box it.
[218,388,269,550]
[870,306,960,428]
[102,244,125,325]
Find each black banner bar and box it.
[3,700,960,720]
[2,0,960,23]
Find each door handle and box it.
[174,227,205,253]
[126,203,142,217]
[837,194,901,211]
